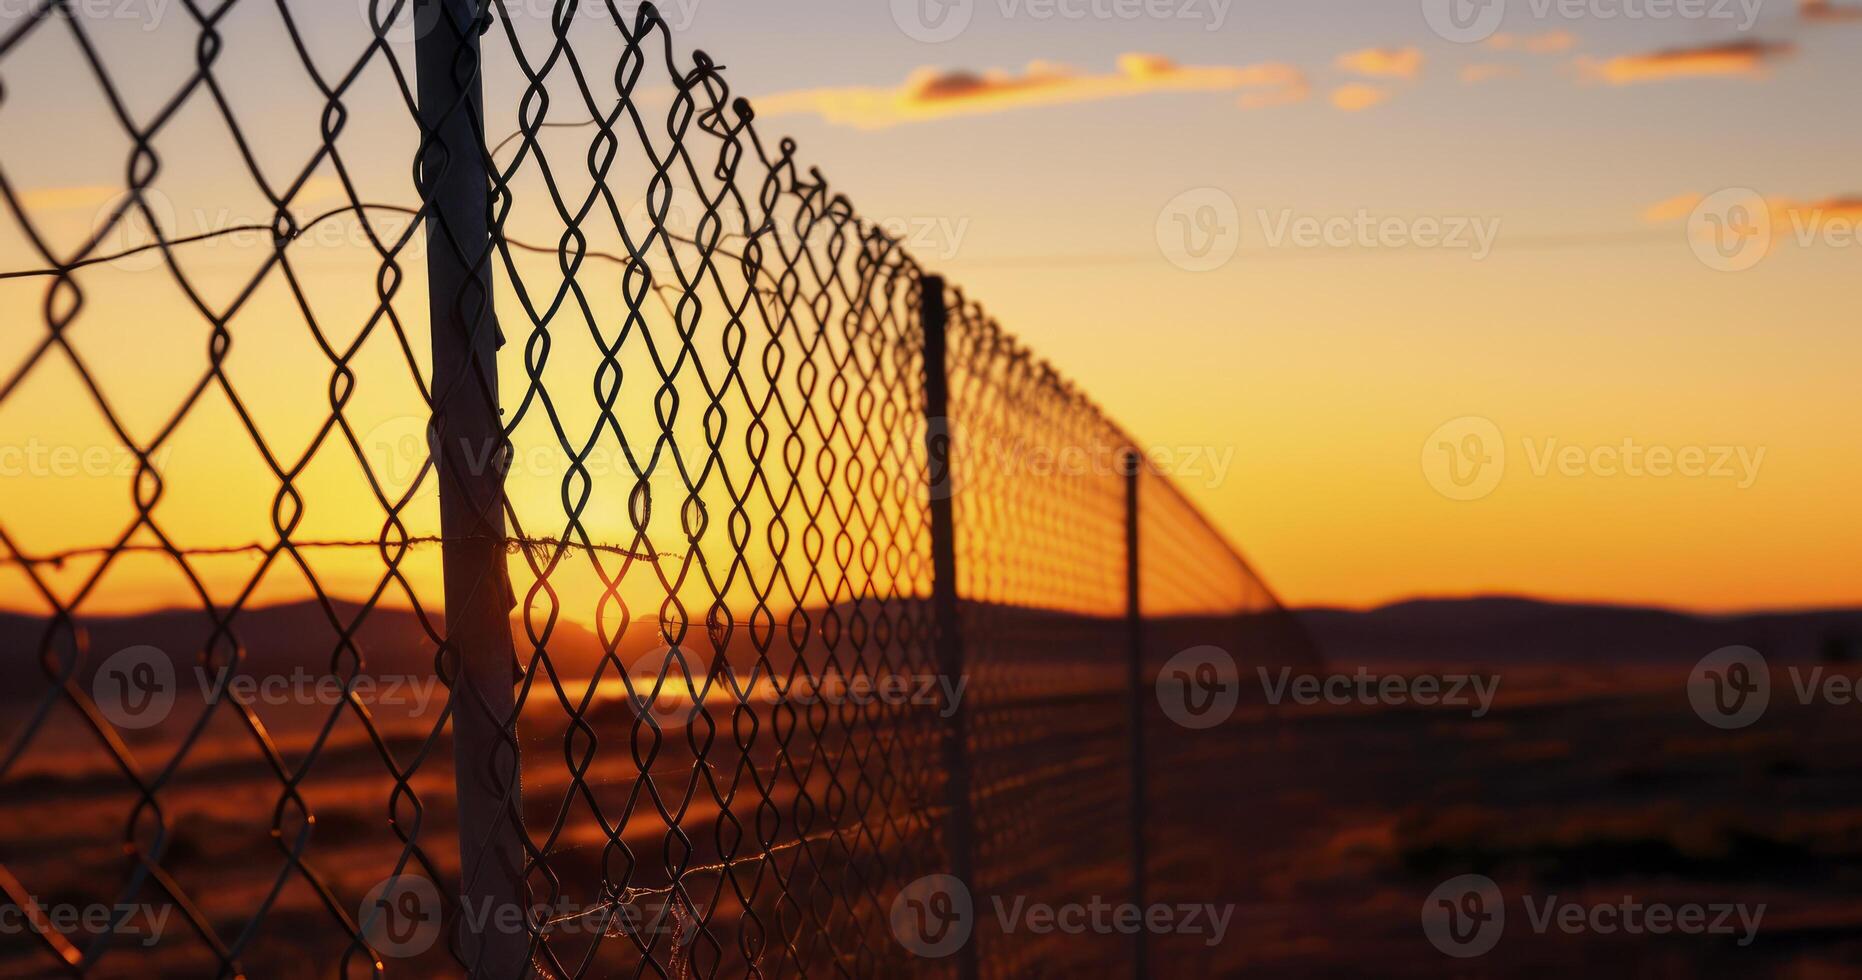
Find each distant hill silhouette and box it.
[1296,596,1862,667]
[24,594,1851,706]
[0,597,1318,708]
[0,601,613,706]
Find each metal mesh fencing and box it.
[940,288,1133,977]
[0,1,1315,976]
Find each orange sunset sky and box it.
[1,0,1858,617]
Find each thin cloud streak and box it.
[1335,47,1423,79]
[1643,193,1862,223]
[752,54,1309,129]
[1800,0,1862,20]
[1235,63,1313,108]
[1577,41,1793,84]
[1330,84,1390,111]
[1641,193,1705,223]
[15,185,118,211]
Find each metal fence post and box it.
[921,275,981,980]
[414,1,528,975]
[1122,449,1148,979]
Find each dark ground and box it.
[3,599,1860,976]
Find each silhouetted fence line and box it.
[0,1,1314,976]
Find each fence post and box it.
[413,1,529,975]
[1122,449,1148,979]
[920,275,981,980]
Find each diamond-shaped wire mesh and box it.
[0,1,1315,976]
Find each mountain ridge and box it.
[1295,595,1862,666]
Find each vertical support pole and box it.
[921,275,980,980]
[414,2,528,975]
[1122,450,1148,979]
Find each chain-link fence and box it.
[0,1,1316,975]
